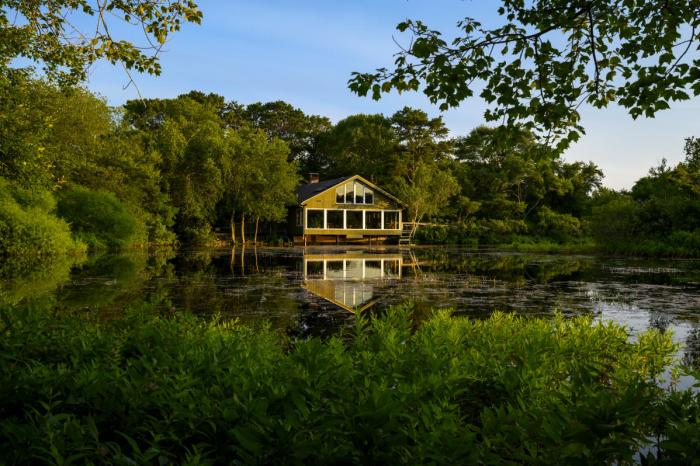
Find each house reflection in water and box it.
[302,251,402,312]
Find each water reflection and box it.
[2,246,700,361]
[302,252,402,312]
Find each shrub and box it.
[0,302,694,464]
[0,177,85,258]
[57,186,139,249]
[534,206,583,241]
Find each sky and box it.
[81,0,699,189]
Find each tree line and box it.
[1,71,699,261]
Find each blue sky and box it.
[82,0,699,189]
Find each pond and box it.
[4,246,700,365]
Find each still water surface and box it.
[7,246,700,365]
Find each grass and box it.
[1,302,699,464]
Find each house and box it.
[289,174,406,244]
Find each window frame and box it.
[305,208,325,229]
[383,210,401,230]
[335,181,375,206]
[364,209,383,230]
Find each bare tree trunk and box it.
[230,208,236,244]
[254,217,260,245]
[241,213,246,244]
[411,211,421,238]
[240,244,245,275]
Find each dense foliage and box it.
[350,0,700,149]
[0,303,698,464]
[57,187,140,249]
[1,61,697,256]
[589,138,700,256]
[0,177,85,258]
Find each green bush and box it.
[57,186,139,249]
[534,206,583,242]
[0,302,695,464]
[0,177,85,258]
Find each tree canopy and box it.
[349,0,700,149]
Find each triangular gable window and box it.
[336,181,373,205]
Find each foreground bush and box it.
[1,304,698,464]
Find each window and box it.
[307,209,324,229]
[327,210,344,229]
[364,188,374,204]
[335,181,374,205]
[365,211,381,229]
[296,209,303,227]
[346,210,363,229]
[383,211,399,229]
[345,184,354,204]
[355,184,364,204]
[336,186,344,204]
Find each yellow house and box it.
[289,174,406,244]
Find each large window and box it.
[336,181,374,205]
[346,210,363,229]
[355,184,364,204]
[327,210,344,229]
[336,186,344,204]
[383,211,399,229]
[345,183,354,204]
[365,211,381,229]
[307,209,324,229]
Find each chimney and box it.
[308,173,319,184]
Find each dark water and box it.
[4,246,700,365]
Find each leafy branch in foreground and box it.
[0,0,202,85]
[349,0,700,150]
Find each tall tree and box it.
[386,107,458,233]
[219,125,297,244]
[314,114,399,183]
[350,1,700,148]
[125,94,230,243]
[452,125,601,239]
[243,101,332,170]
[390,107,451,183]
[393,162,459,229]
